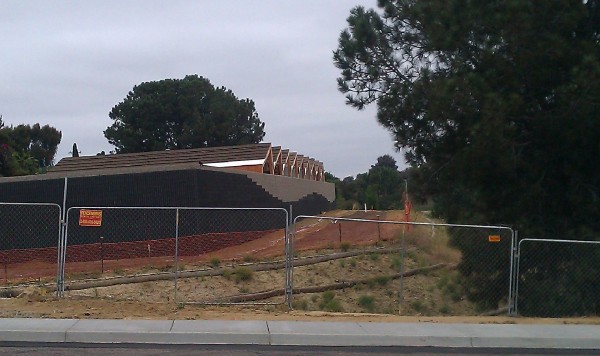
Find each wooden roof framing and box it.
[50,143,326,181]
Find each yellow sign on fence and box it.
[79,209,103,227]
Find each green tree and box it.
[0,117,62,177]
[335,1,600,312]
[105,75,266,153]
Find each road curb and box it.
[0,319,599,349]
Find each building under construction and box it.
[0,143,335,216]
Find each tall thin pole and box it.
[398,178,408,314]
[174,208,180,303]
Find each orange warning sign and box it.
[79,209,102,227]
[488,235,501,242]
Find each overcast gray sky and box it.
[0,1,405,178]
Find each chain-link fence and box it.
[60,206,289,305]
[289,211,514,316]
[174,208,288,305]
[61,207,178,300]
[515,238,600,317]
[0,203,61,290]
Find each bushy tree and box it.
[331,155,406,210]
[0,117,62,177]
[335,1,600,312]
[105,75,266,153]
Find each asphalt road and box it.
[1,343,598,356]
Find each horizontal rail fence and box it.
[0,203,61,290]
[515,238,600,317]
[291,213,514,316]
[174,208,289,305]
[61,207,179,300]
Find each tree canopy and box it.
[105,75,266,153]
[335,0,600,312]
[0,117,62,176]
[327,155,414,211]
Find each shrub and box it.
[243,255,257,263]
[369,252,379,261]
[340,242,351,252]
[322,291,335,302]
[439,304,451,314]
[374,275,391,286]
[210,257,221,268]
[292,298,309,311]
[235,266,254,282]
[222,269,232,280]
[319,291,343,312]
[357,295,376,312]
[390,256,402,271]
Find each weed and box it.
[411,300,425,313]
[326,241,335,250]
[243,255,257,263]
[113,267,124,276]
[366,279,376,289]
[310,294,319,303]
[340,242,351,252]
[390,256,402,271]
[93,288,99,297]
[385,289,394,297]
[374,275,391,286]
[319,291,343,312]
[437,272,449,289]
[369,252,379,261]
[239,287,249,294]
[381,307,395,314]
[292,298,309,311]
[177,303,185,310]
[322,291,335,302]
[439,304,451,314]
[222,269,232,280]
[339,260,346,268]
[308,277,314,284]
[234,266,253,282]
[210,258,221,268]
[357,295,376,312]
[349,259,357,268]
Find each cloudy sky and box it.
[1,1,405,178]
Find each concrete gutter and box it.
[0,319,598,349]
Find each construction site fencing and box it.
[515,238,600,317]
[0,203,62,291]
[59,207,289,306]
[290,213,515,316]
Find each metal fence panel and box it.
[60,206,289,306]
[175,207,289,305]
[515,238,600,317]
[290,212,513,316]
[61,207,178,301]
[0,203,61,291]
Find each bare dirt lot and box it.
[1,210,599,325]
